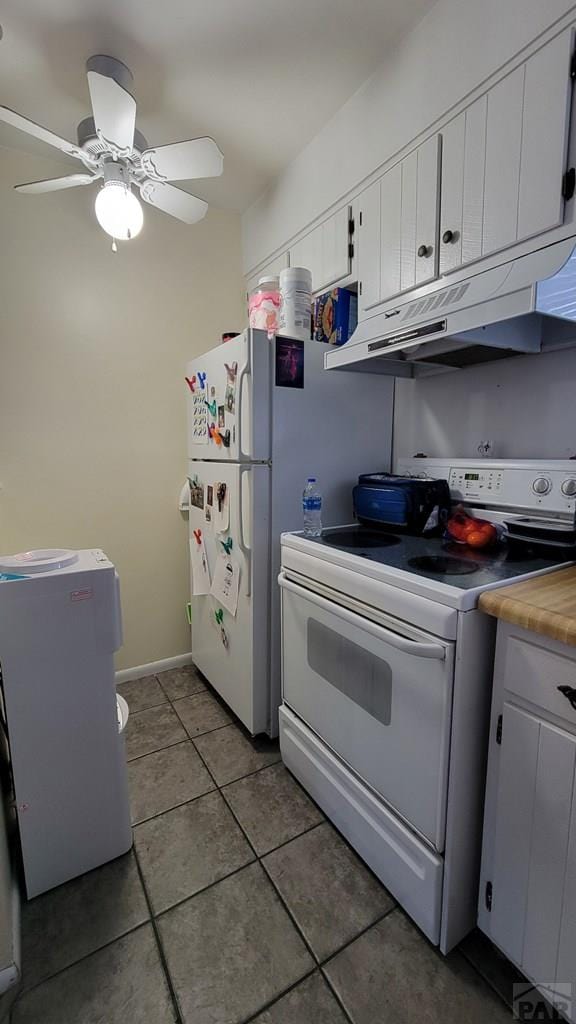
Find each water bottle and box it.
[303,478,322,537]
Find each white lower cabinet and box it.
[480,622,576,1022]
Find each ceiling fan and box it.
[0,54,224,247]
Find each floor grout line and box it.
[132,843,185,1024]
[320,968,357,1024]
[152,859,259,922]
[11,914,153,1001]
[239,966,319,1024]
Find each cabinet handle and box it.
[442,229,455,244]
[417,244,431,258]
[557,685,576,710]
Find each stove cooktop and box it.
[306,525,568,591]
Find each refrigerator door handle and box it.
[238,466,252,597]
[236,343,251,460]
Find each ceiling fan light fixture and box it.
[94,180,143,241]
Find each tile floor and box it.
[10,666,522,1023]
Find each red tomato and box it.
[466,530,491,548]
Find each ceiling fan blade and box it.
[141,138,224,181]
[0,106,84,160]
[140,181,208,224]
[15,173,97,195]
[86,69,136,155]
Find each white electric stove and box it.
[278,459,576,954]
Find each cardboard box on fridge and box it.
[313,288,358,346]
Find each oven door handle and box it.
[279,575,446,660]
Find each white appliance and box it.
[279,459,576,953]
[185,328,394,737]
[0,548,132,898]
[325,238,576,377]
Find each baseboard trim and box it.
[115,653,193,684]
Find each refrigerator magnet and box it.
[218,405,225,429]
[213,483,229,533]
[275,337,304,388]
[210,554,240,617]
[189,534,211,595]
[191,391,209,444]
[189,478,204,510]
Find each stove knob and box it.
[561,478,576,497]
[532,476,552,495]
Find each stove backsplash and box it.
[393,344,576,463]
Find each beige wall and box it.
[0,145,245,670]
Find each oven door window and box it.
[280,577,455,852]
[307,618,392,726]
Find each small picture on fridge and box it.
[218,405,225,428]
[225,383,235,414]
[205,504,212,524]
[206,485,214,506]
[275,337,304,389]
[189,481,204,510]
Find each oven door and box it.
[279,572,455,851]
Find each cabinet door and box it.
[400,136,440,293]
[461,96,487,266]
[358,180,381,316]
[290,227,322,290]
[491,702,576,981]
[439,113,465,274]
[320,206,351,290]
[414,134,441,286]
[517,28,573,243]
[440,103,486,272]
[490,702,540,966]
[482,66,525,257]
[400,150,417,293]
[246,252,289,297]
[380,164,402,302]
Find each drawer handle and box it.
[557,685,576,710]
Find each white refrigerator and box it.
[186,328,394,737]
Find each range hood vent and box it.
[325,237,576,377]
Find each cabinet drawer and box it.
[503,631,576,724]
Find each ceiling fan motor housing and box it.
[77,117,148,158]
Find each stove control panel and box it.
[396,458,576,518]
[449,468,503,499]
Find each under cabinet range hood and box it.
[325,238,576,377]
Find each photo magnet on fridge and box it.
[275,337,304,389]
[218,405,225,428]
[189,479,204,510]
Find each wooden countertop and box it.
[479,565,576,646]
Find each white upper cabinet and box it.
[321,205,353,288]
[246,251,289,297]
[414,134,441,287]
[357,136,441,313]
[439,113,465,274]
[357,180,382,317]
[290,228,322,287]
[380,162,402,302]
[439,27,573,272]
[249,26,575,316]
[517,28,574,242]
[399,137,441,293]
[482,66,525,257]
[290,205,352,293]
[440,98,486,272]
[483,28,573,255]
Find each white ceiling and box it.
[0,0,436,212]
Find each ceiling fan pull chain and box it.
[111,239,118,253]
